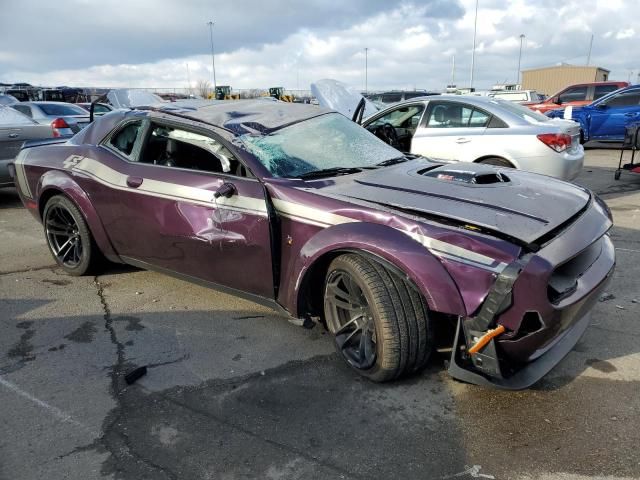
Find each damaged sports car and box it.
[10,100,614,388]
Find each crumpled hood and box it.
[316,161,591,245]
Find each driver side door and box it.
[79,117,275,299]
[363,103,426,152]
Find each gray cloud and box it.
[0,0,462,72]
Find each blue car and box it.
[547,84,640,143]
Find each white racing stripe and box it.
[69,156,505,272]
[13,150,32,199]
[71,157,268,216]
[273,199,507,273]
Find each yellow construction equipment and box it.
[269,87,293,102]
[214,86,240,100]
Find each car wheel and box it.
[323,254,433,382]
[478,157,514,168]
[43,195,101,276]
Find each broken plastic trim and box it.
[453,254,532,379]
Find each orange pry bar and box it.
[468,325,506,355]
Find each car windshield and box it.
[39,103,87,116]
[490,99,550,124]
[0,105,36,125]
[239,113,403,178]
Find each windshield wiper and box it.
[295,167,363,180]
[376,156,409,167]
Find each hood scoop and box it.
[418,165,511,185]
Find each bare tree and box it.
[239,88,265,99]
[196,79,211,99]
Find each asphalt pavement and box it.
[1,149,639,480]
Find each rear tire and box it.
[323,254,433,382]
[478,157,514,168]
[43,195,102,276]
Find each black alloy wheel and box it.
[43,195,101,275]
[324,254,434,382]
[45,204,83,268]
[325,269,377,369]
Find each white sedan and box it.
[313,81,584,181]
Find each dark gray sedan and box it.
[0,105,55,187]
[12,101,90,137]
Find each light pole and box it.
[364,47,368,94]
[207,21,217,94]
[469,0,479,89]
[517,34,525,85]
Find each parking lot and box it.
[0,148,638,480]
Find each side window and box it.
[558,86,588,103]
[487,116,508,128]
[603,91,640,108]
[593,85,620,100]
[109,121,142,157]
[139,123,242,175]
[368,105,425,129]
[424,103,474,128]
[13,105,32,117]
[469,109,491,127]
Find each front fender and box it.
[37,170,121,262]
[282,222,466,317]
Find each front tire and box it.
[323,254,433,382]
[43,195,101,276]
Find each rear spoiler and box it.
[21,138,70,150]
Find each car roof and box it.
[156,100,333,135]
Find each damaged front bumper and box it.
[448,224,615,390]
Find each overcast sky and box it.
[1,0,638,92]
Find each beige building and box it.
[521,65,610,96]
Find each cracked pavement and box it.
[1,149,639,480]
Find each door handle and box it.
[455,137,471,144]
[8,133,19,139]
[214,182,236,199]
[126,176,143,188]
[624,113,636,117]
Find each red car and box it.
[527,81,628,114]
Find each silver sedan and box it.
[11,101,90,137]
[360,95,584,180]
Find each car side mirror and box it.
[595,103,607,110]
[553,97,562,105]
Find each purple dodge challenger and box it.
[10,101,615,387]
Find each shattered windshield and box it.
[239,113,402,178]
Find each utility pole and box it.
[517,34,525,85]
[469,0,479,89]
[207,21,217,93]
[186,63,191,94]
[365,47,368,94]
[586,34,594,66]
[451,55,456,87]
